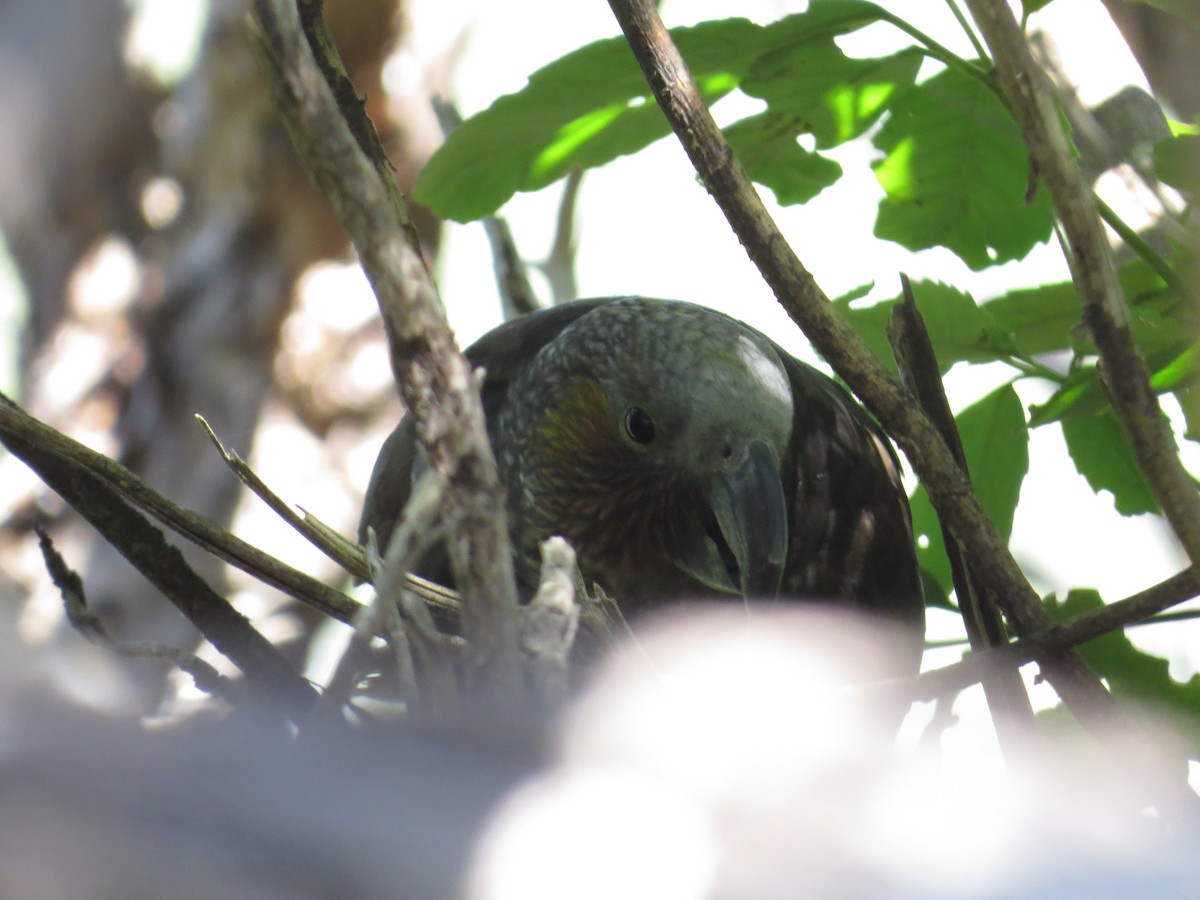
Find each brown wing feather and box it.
[774,349,925,633]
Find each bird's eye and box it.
[623,406,656,444]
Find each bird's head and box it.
[499,300,794,603]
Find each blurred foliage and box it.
[1047,590,1200,755]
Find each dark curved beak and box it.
[707,440,788,598]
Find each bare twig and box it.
[370,470,461,716]
[39,527,250,710]
[485,216,542,318]
[251,0,521,693]
[603,0,1117,734]
[319,470,462,723]
[912,565,1200,701]
[197,414,463,624]
[964,0,1200,564]
[0,394,361,625]
[537,166,583,304]
[3,423,318,718]
[197,414,370,581]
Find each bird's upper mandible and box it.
[359,297,924,662]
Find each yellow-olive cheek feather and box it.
[520,377,678,589]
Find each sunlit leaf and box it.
[414,2,891,221]
[1151,342,1200,393]
[723,40,921,205]
[725,115,844,206]
[1030,340,1199,429]
[740,40,923,149]
[872,67,1054,269]
[1027,367,1106,427]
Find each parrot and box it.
[359,297,924,668]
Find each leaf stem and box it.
[943,0,989,64]
[875,8,989,84]
[1094,194,1190,299]
[1004,354,1066,383]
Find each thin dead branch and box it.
[0,417,318,718]
[538,167,584,305]
[197,414,462,625]
[251,0,521,693]
[370,470,461,716]
[0,394,361,625]
[38,527,250,710]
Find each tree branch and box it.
[197,414,461,625]
[913,565,1200,701]
[2,425,318,719]
[39,527,253,712]
[964,0,1200,563]
[0,394,361,625]
[251,0,521,692]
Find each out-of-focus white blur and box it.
[469,607,1198,899]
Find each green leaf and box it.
[725,115,844,206]
[834,280,1011,376]
[832,282,874,304]
[908,384,1030,595]
[1030,340,1200,428]
[983,257,1182,361]
[1061,410,1159,516]
[872,67,1054,269]
[740,40,923,149]
[1021,0,1057,15]
[981,281,1089,358]
[415,3,891,221]
[1027,366,1107,427]
[1150,342,1200,393]
[1047,589,1200,751]
[1154,133,1200,197]
[727,41,921,205]
[919,565,955,611]
[1177,386,1200,442]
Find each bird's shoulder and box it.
[464,299,612,418]
[770,344,903,486]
